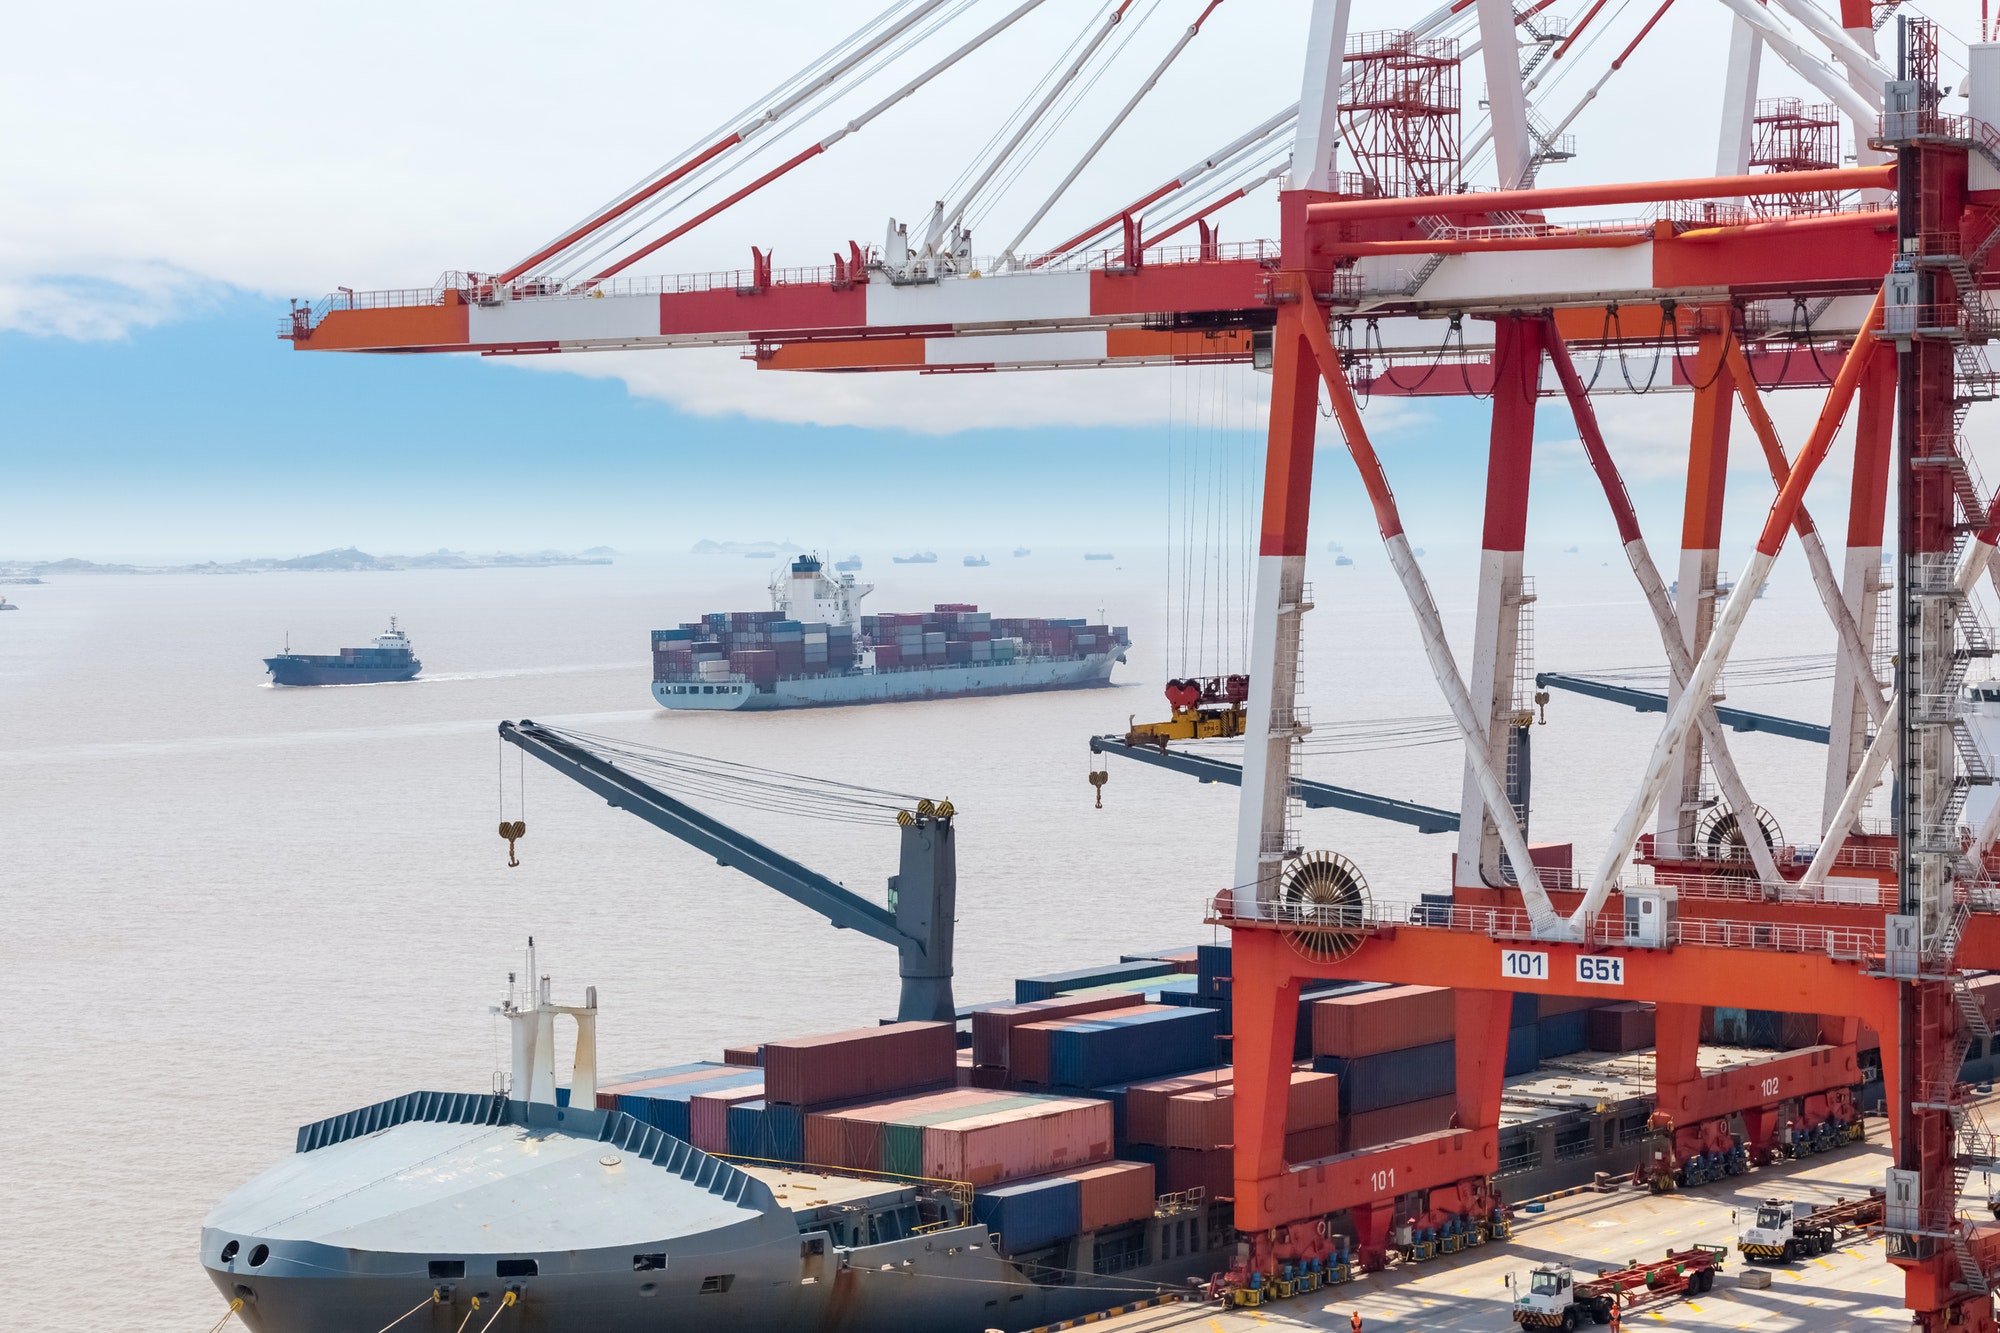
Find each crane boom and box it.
[499,719,956,1021]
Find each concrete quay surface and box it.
[1093,1119,1938,1333]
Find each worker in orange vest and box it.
[1608,1299,1621,1333]
[1351,1312,1363,1333]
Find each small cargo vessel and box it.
[835,554,864,571]
[651,555,1128,711]
[264,620,420,686]
[963,554,990,567]
[893,551,938,564]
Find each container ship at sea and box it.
[651,554,1128,710]
[263,620,420,686]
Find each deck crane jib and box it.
[497,720,957,1023]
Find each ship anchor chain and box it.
[498,820,526,867]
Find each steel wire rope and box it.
[1457,313,1501,401]
[1138,135,1294,237]
[533,726,925,824]
[1201,358,1221,677]
[1610,305,1664,395]
[524,0,935,272]
[550,0,981,284]
[933,0,1113,230]
[964,0,1162,237]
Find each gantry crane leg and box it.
[1454,316,1543,889]
[1823,357,1897,831]
[1658,325,1736,860]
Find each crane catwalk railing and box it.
[1206,893,1887,959]
[280,240,1284,337]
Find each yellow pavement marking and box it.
[1866,1277,1884,1285]
[1783,1270,1802,1282]
[1687,1301,1705,1312]
[1209,1321,1228,1332]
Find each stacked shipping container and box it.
[653,605,1128,684]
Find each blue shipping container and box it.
[974,1175,1083,1254]
[726,1100,769,1157]
[1536,1011,1589,1059]
[764,1101,805,1163]
[1048,1006,1222,1087]
[1317,1040,1457,1115]
[614,1069,764,1141]
[1506,1025,1538,1076]
[1196,943,1231,1000]
[1512,992,1538,1027]
[1017,961,1178,1003]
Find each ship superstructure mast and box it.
[770,553,871,629]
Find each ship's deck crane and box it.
[498,720,957,1022]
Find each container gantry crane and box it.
[286,2,2000,1328]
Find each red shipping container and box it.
[1587,1002,1655,1053]
[802,1110,887,1172]
[1125,1069,1232,1143]
[763,1021,956,1106]
[1537,993,1604,1018]
[874,645,903,668]
[1062,1160,1157,1231]
[1158,1088,1231,1150]
[923,1096,1114,1186]
[972,994,1148,1068]
[1286,1123,1341,1162]
[689,1084,764,1152]
[1286,1069,1340,1132]
[722,1045,763,1067]
[1311,985,1455,1058]
[1342,1094,1459,1151]
[1009,1021,1062,1085]
[1158,1147,1232,1197]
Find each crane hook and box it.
[498,820,526,867]
[1088,763,1108,809]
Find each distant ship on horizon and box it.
[264,620,421,686]
[893,551,938,564]
[1014,547,1031,557]
[963,555,990,567]
[1083,552,1114,561]
[835,554,863,571]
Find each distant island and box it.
[691,538,794,555]
[0,547,615,576]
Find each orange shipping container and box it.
[1130,1068,1338,1149]
[1311,985,1455,1058]
[923,1096,1114,1186]
[972,993,1147,1067]
[1062,1160,1157,1231]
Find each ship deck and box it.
[1089,1105,1928,1333]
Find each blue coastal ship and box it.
[264,619,421,686]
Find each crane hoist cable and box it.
[1564,652,1838,689]
[525,725,926,825]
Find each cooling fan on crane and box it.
[1695,804,1783,863]
[1277,851,1373,963]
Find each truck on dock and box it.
[1736,1192,1885,1261]
[1511,1247,1726,1328]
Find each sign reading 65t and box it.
[1576,955,1625,985]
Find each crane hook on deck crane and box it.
[498,821,526,867]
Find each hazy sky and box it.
[0,0,1973,558]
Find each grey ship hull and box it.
[264,655,420,686]
[203,1093,1220,1333]
[654,652,1123,711]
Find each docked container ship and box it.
[200,932,1894,1333]
[263,619,420,686]
[651,554,1129,710]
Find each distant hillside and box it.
[0,547,615,576]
